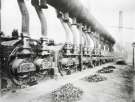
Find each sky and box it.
[1,0,135,56]
[1,0,135,42]
[89,0,135,43]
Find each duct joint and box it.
[31,0,48,9]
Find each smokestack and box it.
[119,10,123,32]
[17,0,29,35]
[31,0,47,37]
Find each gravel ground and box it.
[83,74,107,82]
[1,63,134,102]
[73,64,134,102]
[29,64,134,102]
[31,83,83,102]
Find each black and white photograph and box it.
[0,0,135,102]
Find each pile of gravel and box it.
[97,66,116,74]
[51,83,83,102]
[107,66,116,69]
[84,74,107,82]
[116,60,127,65]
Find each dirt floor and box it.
[74,65,134,102]
[0,63,135,102]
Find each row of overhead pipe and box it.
[56,10,90,51]
[46,0,115,44]
[17,0,48,38]
[17,0,48,49]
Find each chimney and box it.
[119,10,123,32]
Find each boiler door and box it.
[11,58,36,74]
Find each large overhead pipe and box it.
[31,0,48,37]
[46,0,115,44]
[17,0,29,35]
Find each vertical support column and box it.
[132,42,135,102]
[78,23,83,71]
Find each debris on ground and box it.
[83,74,107,82]
[97,66,116,74]
[107,65,116,69]
[51,83,83,102]
[116,59,127,65]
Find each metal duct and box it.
[87,34,94,50]
[67,17,78,45]
[46,0,115,44]
[82,31,88,47]
[17,0,29,35]
[31,0,47,37]
[77,24,86,46]
[56,11,72,43]
[85,32,91,47]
